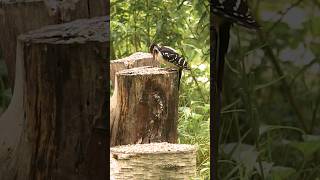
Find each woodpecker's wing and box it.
[162,46,178,53]
[159,46,190,70]
[212,0,259,30]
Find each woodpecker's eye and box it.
[149,43,157,53]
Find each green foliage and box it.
[219,0,320,179]
[111,0,320,179]
[111,0,210,179]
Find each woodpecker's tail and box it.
[212,18,231,180]
[217,22,231,92]
[178,68,182,90]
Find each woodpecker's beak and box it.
[152,48,158,60]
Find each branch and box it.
[258,31,308,132]
[266,0,304,34]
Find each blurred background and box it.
[111,0,210,179]
[219,0,320,179]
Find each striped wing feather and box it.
[212,0,259,29]
[159,46,190,70]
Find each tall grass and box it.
[218,1,320,179]
[111,0,210,179]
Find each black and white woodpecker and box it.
[149,43,191,89]
[213,0,260,92]
[212,0,260,178]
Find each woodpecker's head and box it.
[149,43,160,60]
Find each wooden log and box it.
[110,142,197,179]
[0,0,108,89]
[110,66,179,146]
[110,52,159,87]
[0,0,56,89]
[0,16,108,180]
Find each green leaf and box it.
[221,143,258,172]
[302,134,320,142]
[289,141,320,159]
[269,166,296,180]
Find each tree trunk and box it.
[110,142,197,179]
[0,0,108,90]
[110,66,179,146]
[1,16,109,180]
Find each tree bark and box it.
[0,0,108,90]
[110,66,179,147]
[110,142,197,179]
[0,16,109,180]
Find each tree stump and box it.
[0,16,108,180]
[110,66,179,146]
[110,142,197,179]
[110,52,159,88]
[0,0,108,89]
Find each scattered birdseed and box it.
[112,52,152,63]
[110,142,196,154]
[117,66,176,76]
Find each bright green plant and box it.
[111,0,210,179]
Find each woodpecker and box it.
[212,1,260,178]
[149,43,190,89]
[213,0,260,92]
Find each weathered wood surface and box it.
[110,142,197,179]
[110,52,159,87]
[0,16,109,180]
[0,35,25,176]
[110,66,179,147]
[0,0,108,89]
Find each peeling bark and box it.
[110,66,179,147]
[0,0,108,89]
[0,16,109,180]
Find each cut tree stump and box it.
[110,52,159,87]
[0,16,108,180]
[0,0,108,89]
[110,66,179,146]
[110,142,197,179]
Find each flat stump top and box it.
[111,52,152,63]
[110,142,196,155]
[117,66,177,76]
[18,16,109,44]
[0,0,42,3]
